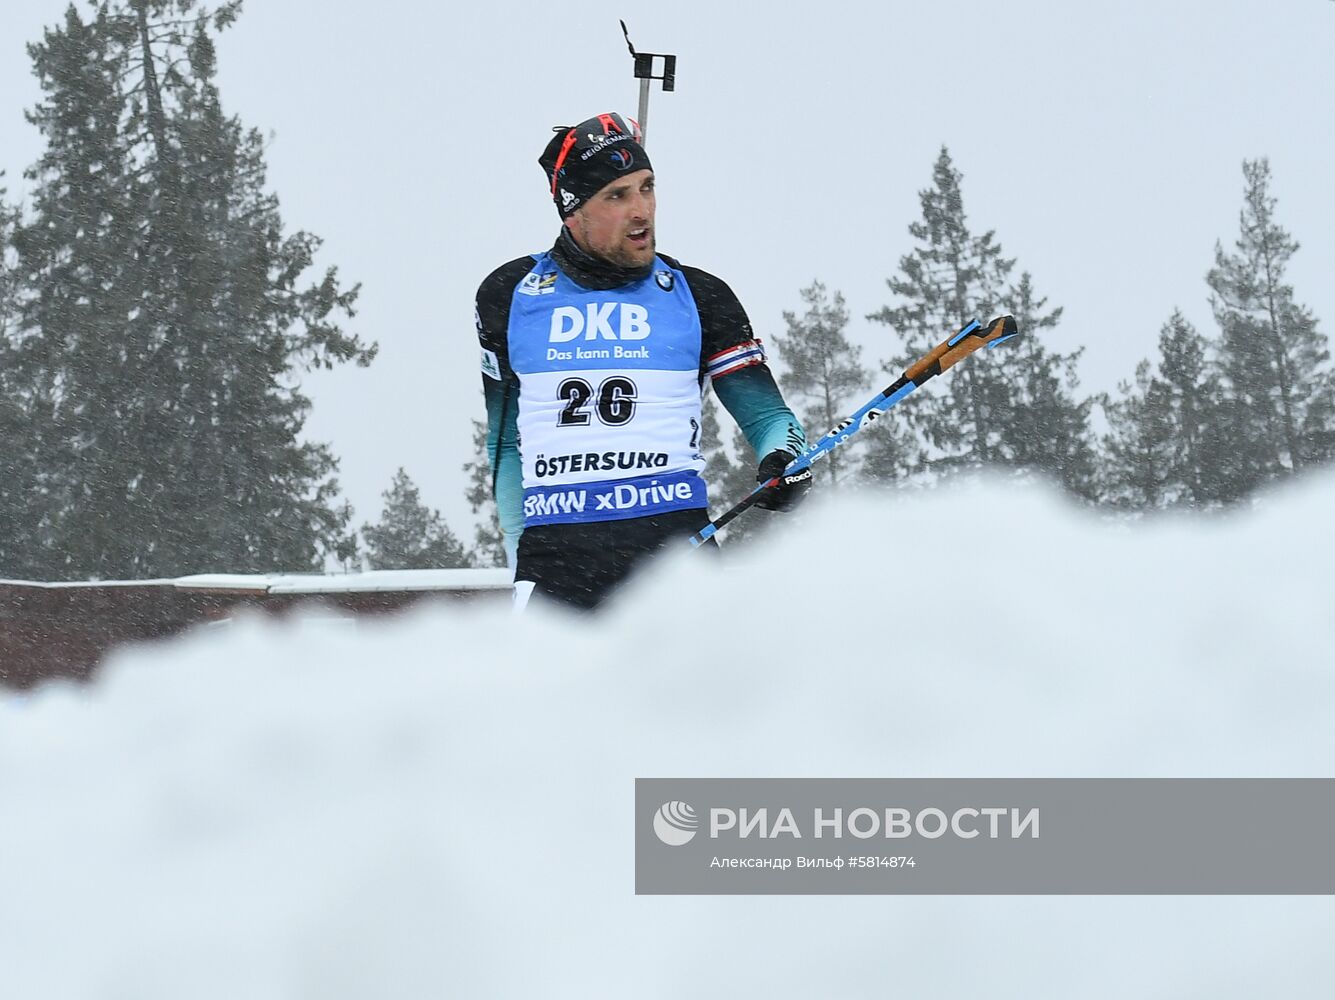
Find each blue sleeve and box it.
[484,376,523,567]
[476,256,536,569]
[712,364,807,463]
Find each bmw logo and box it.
[655,270,674,291]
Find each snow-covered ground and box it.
[3,475,1334,998]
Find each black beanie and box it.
[539,112,652,218]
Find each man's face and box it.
[564,169,656,268]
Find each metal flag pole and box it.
[619,20,676,147]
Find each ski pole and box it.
[689,314,1020,547]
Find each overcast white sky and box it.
[3,0,1334,539]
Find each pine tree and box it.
[331,501,361,571]
[1207,158,1335,481]
[5,8,135,578]
[1102,311,1238,510]
[868,147,1014,474]
[770,281,869,488]
[700,391,765,546]
[869,147,1094,493]
[0,177,17,325]
[857,417,920,486]
[463,416,507,567]
[996,273,1098,499]
[6,1,374,580]
[363,468,472,570]
[0,179,48,576]
[1101,359,1174,510]
[701,392,752,499]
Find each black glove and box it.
[754,450,812,512]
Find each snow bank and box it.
[3,475,1334,998]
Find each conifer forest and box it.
[2,1,1330,578]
